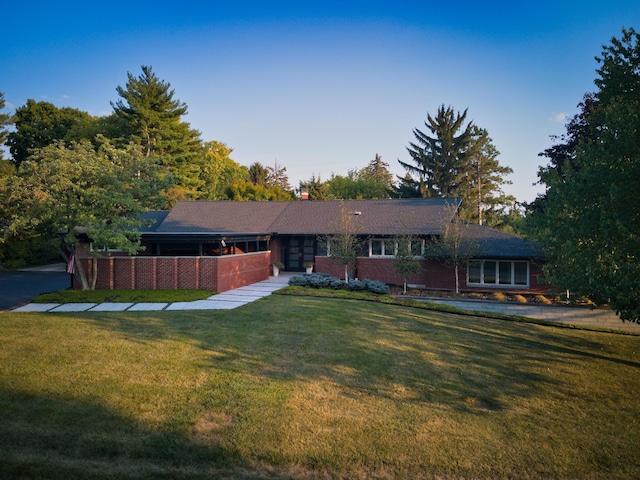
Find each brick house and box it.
[75,198,547,293]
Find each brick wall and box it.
[74,252,270,292]
[315,256,546,294]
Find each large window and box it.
[467,260,529,287]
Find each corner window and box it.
[467,260,529,288]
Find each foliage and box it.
[299,173,334,200]
[359,153,395,188]
[1,140,168,289]
[0,92,11,162]
[199,141,248,200]
[112,65,204,202]
[527,28,640,322]
[322,201,363,282]
[6,99,97,166]
[326,169,390,199]
[461,126,515,225]
[224,179,296,201]
[427,203,478,294]
[248,161,270,187]
[288,272,389,294]
[398,105,474,198]
[397,106,514,225]
[393,215,423,294]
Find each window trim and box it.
[467,260,530,288]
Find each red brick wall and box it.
[75,252,270,292]
[315,256,546,293]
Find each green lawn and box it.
[1,295,639,479]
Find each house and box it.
[75,198,547,293]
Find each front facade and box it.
[75,198,547,293]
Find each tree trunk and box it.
[91,256,98,290]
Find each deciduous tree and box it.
[528,28,640,321]
[2,140,168,289]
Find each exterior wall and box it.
[74,252,270,292]
[316,255,546,293]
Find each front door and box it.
[285,236,315,271]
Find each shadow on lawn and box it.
[0,386,245,479]
[81,295,639,415]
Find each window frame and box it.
[467,260,530,288]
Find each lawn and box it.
[1,295,639,479]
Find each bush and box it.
[289,273,389,294]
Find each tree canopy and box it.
[526,27,640,322]
[398,106,514,226]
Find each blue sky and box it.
[2,1,639,203]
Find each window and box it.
[467,260,529,287]
[369,238,424,258]
[369,239,395,257]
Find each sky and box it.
[2,1,639,204]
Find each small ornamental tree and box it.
[324,201,362,283]
[393,215,422,294]
[427,203,478,294]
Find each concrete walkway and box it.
[12,274,293,313]
[418,297,640,334]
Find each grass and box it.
[1,295,639,479]
[32,288,214,303]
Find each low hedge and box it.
[288,273,389,294]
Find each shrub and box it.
[535,294,552,305]
[491,292,507,302]
[513,294,528,303]
[289,273,388,294]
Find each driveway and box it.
[0,264,70,311]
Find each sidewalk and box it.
[12,274,293,313]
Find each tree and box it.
[200,141,248,200]
[324,202,362,282]
[461,127,515,226]
[0,92,14,181]
[267,159,291,190]
[428,202,477,294]
[224,180,296,201]
[112,65,204,201]
[248,162,270,187]
[360,153,394,189]
[398,105,474,198]
[528,28,640,321]
[6,99,96,166]
[0,92,11,160]
[326,169,390,199]
[393,215,422,294]
[2,140,168,289]
[299,174,334,200]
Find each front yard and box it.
[1,295,639,479]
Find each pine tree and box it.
[112,66,204,201]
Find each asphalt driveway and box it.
[0,264,70,311]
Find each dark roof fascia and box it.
[141,232,272,243]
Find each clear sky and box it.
[2,1,639,203]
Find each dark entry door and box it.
[285,236,315,271]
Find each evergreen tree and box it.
[267,159,291,190]
[398,105,474,198]
[248,162,270,187]
[360,153,394,188]
[112,66,203,201]
[461,127,515,226]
